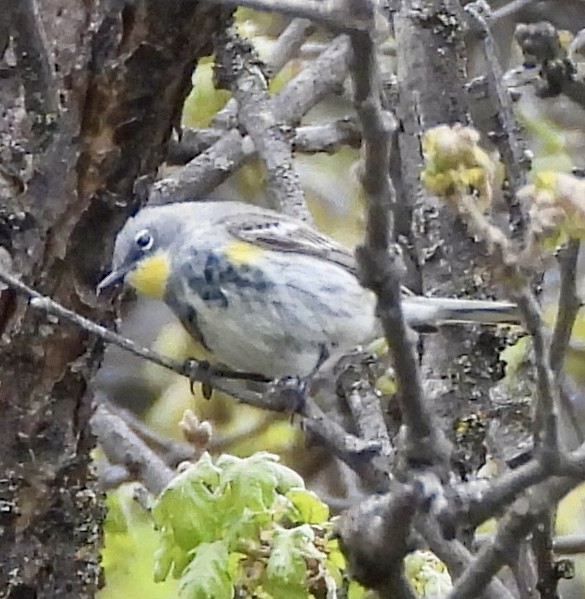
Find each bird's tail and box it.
[402,296,521,332]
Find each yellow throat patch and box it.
[126,251,170,299]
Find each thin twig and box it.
[0,267,279,408]
[149,35,350,204]
[532,511,559,599]
[516,292,561,464]
[489,0,537,22]
[98,395,195,466]
[446,476,577,599]
[550,239,581,375]
[510,541,539,599]
[204,0,374,32]
[350,26,450,468]
[211,18,314,130]
[0,267,393,488]
[215,29,310,221]
[415,515,517,599]
[476,532,585,556]
[553,533,585,556]
[464,2,529,197]
[455,458,547,530]
[267,18,315,74]
[167,119,361,164]
[90,403,175,495]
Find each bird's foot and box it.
[267,375,308,413]
[267,345,331,413]
[183,359,217,399]
[182,358,270,399]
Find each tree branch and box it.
[350,23,450,469]
[203,0,375,32]
[90,402,175,495]
[149,35,350,204]
[215,28,310,220]
[167,119,361,164]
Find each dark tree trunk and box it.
[0,1,226,596]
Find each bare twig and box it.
[291,118,361,151]
[150,128,251,205]
[455,458,547,530]
[94,457,133,490]
[549,239,585,448]
[350,26,450,469]
[416,515,516,599]
[345,384,392,455]
[550,239,581,375]
[90,403,175,495]
[464,2,529,197]
[205,0,374,32]
[553,533,585,556]
[98,396,196,466]
[211,18,314,130]
[337,488,419,598]
[477,532,585,556]
[446,476,577,599]
[266,18,315,74]
[516,292,561,463]
[149,35,350,204]
[335,353,395,478]
[0,266,323,415]
[489,0,537,23]
[0,268,394,490]
[532,511,559,599]
[510,541,539,599]
[167,119,361,164]
[300,393,390,491]
[215,29,310,221]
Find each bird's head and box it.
[97,205,187,299]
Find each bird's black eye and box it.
[134,229,153,251]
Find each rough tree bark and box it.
[393,0,531,474]
[0,1,226,596]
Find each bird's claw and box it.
[183,358,215,399]
[268,375,309,413]
[183,358,272,398]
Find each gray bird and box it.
[98,201,521,379]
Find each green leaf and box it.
[286,489,329,524]
[152,457,225,577]
[182,59,231,128]
[153,527,191,582]
[348,579,368,599]
[100,485,178,598]
[102,487,129,534]
[178,541,234,599]
[262,526,321,597]
[218,453,304,506]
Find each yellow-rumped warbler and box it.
[98,201,521,379]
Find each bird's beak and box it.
[97,265,131,295]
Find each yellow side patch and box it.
[126,251,170,299]
[224,240,263,265]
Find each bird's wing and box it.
[218,211,359,275]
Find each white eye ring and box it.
[134,229,154,251]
